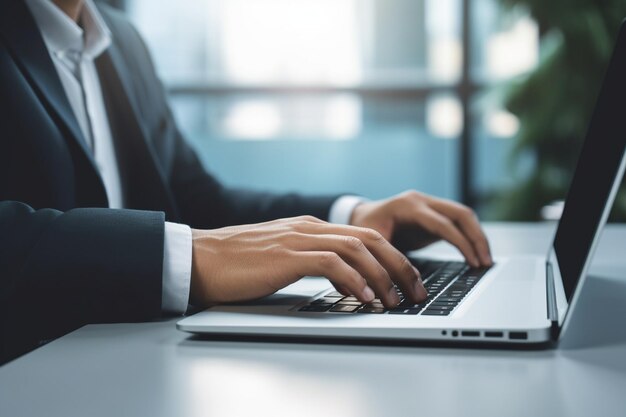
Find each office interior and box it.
[107,0,626,222]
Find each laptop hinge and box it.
[545,261,560,340]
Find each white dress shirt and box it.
[25,0,362,314]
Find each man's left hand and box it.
[350,191,493,268]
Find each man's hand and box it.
[350,191,492,268]
[190,216,427,308]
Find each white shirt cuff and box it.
[161,221,192,314]
[328,195,368,225]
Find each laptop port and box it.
[484,331,504,338]
[509,331,528,340]
[461,331,480,337]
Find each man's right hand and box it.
[190,216,428,308]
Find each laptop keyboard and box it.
[297,259,492,317]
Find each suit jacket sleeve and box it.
[169,126,341,229]
[0,201,165,364]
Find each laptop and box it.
[178,21,626,346]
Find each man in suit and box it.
[0,0,492,365]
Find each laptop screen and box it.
[553,22,626,302]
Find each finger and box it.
[294,223,426,303]
[412,206,481,267]
[427,198,492,265]
[356,229,428,303]
[332,284,351,296]
[296,251,375,303]
[288,233,400,307]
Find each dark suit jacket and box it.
[0,2,337,364]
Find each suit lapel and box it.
[0,1,108,207]
[96,42,181,221]
[0,2,104,178]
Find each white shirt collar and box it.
[25,0,112,60]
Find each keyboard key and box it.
[330,304,360,313]
[425,305,454,311]
[312,298,339,305]
[357,307,385,314]
[446,285,471,292]
[433,297,461,302]
[443,291,466,297]
[429,301,458,307]
[343,296,359,301]
[364,302,384,309]
[462,276,480,281]
[336,301,363,306]
[299,304,333,312]
[399,301,427,309]
[389,308,422,315]
[447,284,467,290]
[421,309,451,316]
[324,291,345,298]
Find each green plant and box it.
[494,0,626,220]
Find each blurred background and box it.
[106,0,626,221]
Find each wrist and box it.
[350,200,395,241]
[349,201,367,226]
[189,229,217,306]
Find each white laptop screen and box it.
[553,22,626,302]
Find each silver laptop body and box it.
[178,22,626,346]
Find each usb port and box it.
[509,331,528,340]
[484,331,503,338]
[461,331,480,337]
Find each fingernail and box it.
[387,287,400,305]
[362,286,375,302]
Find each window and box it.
[123,0,538,213]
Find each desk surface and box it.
[1,222,626,417]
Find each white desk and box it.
[1,223,625,417]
